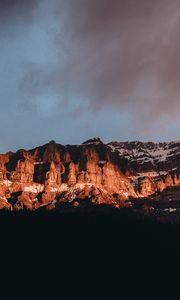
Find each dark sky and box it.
[1,0,180,151]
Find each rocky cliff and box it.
[0,137,180,211]
[108,140,180,197]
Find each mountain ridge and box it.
[0,137,180,212]
[4,137,180,154]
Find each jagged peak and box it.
[82,137,103,145]
[48,140,57,145]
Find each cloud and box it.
[57,0,180,121]
[0,0,38,15]
[1,0,180,151]
[19,0,180,123]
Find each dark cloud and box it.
[21,0,180,123]
[0,0,38,13]
[0,0,38,21]
[57,0,180,121]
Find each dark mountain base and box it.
[1,205,180,249]
[1,206,179,299]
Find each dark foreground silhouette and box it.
[1,204,180,252]
[0,205,179,299]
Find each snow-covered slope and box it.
[108,140,180,173]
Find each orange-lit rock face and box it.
[12,159,35,183]
[67,162,77,186]
[0,154,10,181]
[156,179,166,192]
[174,174,180,185]
[16,192,33,210]
[45,161,61,186]
[102,162,124,193]
[138,177,156,196]
[165,174,174,186]
[85,155,102,185]
[41,191,56,205]
[133,173,180,197]
[0,196,12,210]
[0,138,180,211]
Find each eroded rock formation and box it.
[0,138,180,211]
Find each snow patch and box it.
[108,141,180,166]
[99,160,107,165]
[163,208,177,213]
[23,184,44,193]
[2,180,12,187]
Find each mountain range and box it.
[0,137,180,216]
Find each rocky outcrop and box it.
[133,173,180,197]
[0,138,180,211]
[138,177,156,196]
[67,162,77,186]
[12,158,34,183]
